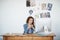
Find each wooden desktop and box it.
[3,33,55,40]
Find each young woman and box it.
[23,16,35,34]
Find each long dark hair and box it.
[26,16,35,28]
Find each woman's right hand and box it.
[28,24,33,29]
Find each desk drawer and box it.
[7,37,15,40]
[33,37,53,40]
[3,36,23,40]
[15,36,23,40]
[23,37,32,40]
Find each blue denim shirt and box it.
[23,24,34,34]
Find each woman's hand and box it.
[28,24,33,29]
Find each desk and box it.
[3,33,55,40]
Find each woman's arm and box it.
[23,24,28,34]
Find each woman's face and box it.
[28,18,33,24]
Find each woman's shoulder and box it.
[23,24,28,27]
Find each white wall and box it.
[0,0,27,34]
[51,0,60,40]
[0,0,60,40]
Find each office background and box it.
[0,0,60,40]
